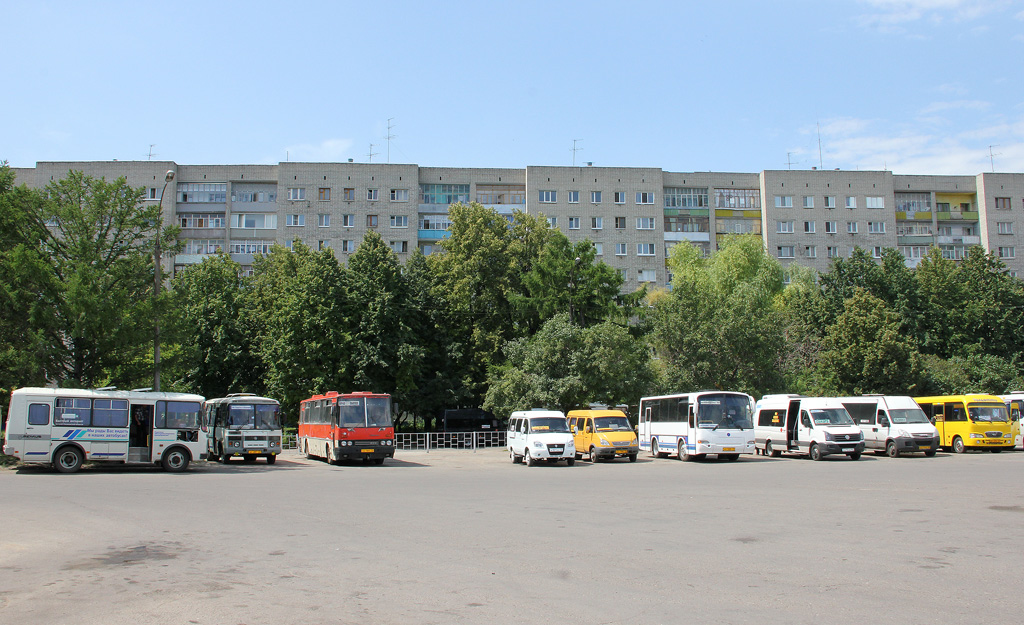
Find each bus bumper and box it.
[592,445,639,460]
[819,441,866,456]
[332,443,395,462]
[895,436,939,453]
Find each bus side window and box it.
[28,403,50,425]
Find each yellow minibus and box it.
[913,394,1013,453]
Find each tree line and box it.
[2,165,1022,426]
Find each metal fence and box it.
[395,431,507,451]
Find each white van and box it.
[507,410,576,466]
[754,395,864,461]
[838,396,939,457]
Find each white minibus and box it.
[639,391,756,461]
[838,395,939,457]
[754,395,864,461]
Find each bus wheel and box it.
[590,446,599,462]
[924,449,937,457]
[766,440,780,458]
[677,440,689,461]
[809,443,822,461]
[952,436,966,454]
[266,455,277,465]
[54,446,84,474]
[848,452,861,460]
[628,453,637,463]
[161,448,190,472]
[886,440,899,458]
[325,445,335,465]
[525,450,536,467]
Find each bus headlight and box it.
[970,433,985,438]
[1005,433,1013,438]
[532,440,544,448]
[599,437,610,447]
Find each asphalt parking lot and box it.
[2,447,1023,625]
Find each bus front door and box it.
[22,402,54,460]
[785,400,801,450]
[129,404,153,462]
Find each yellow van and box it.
[567,409,639,462]
[913,394,1014,453]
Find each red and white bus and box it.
[298,391,395,465]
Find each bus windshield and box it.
[529,417,569,433]
[809,408,854,426]
[968,404,1008,422]
[696,394,753,430]
[594,416,632,431]
[228,404,280,430]
[366,397,392,427]
[889,408,929,424]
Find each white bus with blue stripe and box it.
[3,387,206,473]
[639,391,756,461]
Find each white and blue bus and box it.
[639,391,756,461]
[3,387,206,473]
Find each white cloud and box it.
[282,138,354,162]
[856,0,1012,30]
[919,99,990,114]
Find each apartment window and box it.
[288,188,305,201]
[567,191,580,204]
[824,196,836,209]
[318,214,330,227]
[389,241,409,254]
[804,221,815,233]
[615,217,626,229]
[937,226,953,236]
[367,215,378,228]
[568,217,580,230]
[592,217,603,230]
[637,243,655,256]
[343,188,355,201]
[546,217,557,228]
[148,187,161,200]
[872,247,883,258]
[803,196,814,209]
[179,183,227,203]
[539,190,557,203]
[666,188,709,208]
[342,240,356,253]
[230,214,277,229]
[181,239,224,254]
[286,214,304,227]
[342,214,354,227]
[960,202,971,211]
[775,196,793,208]
[614,191,626,204]
[997,222,1014,235]
[995,197,1011,210]
[420,184,470,205]
[868,222,885,234]
[390,215,409,228]
[476,184,525,204]
[228,240,274,255]
[636,217,655,230]
[999,246,1016,259]
[615,243,627,256]
[847,222,859,234]
[964,225,977,236]
[866,196,884,209]
[636,192,655,204]
[318,188,331,201]
[390,189,409,202]
[317,240,330,251]
[179,213,225,228]
[284,240,294,251]
[591,191,602,203]
[936,202,950,211]
[777,221,795,234]
[827,246,839,258]
[367,189,379,201]
[805,246,817,258]
[593,243,603,255]
[825,221,837,234]
[846,196,857,209]
[638,269,657,282]
[777,246,795,258]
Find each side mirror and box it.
[572,426,578,434]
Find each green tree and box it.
[649,235,785,397]
[817,288,921,395]
[168,253,265,397]
[483,313,655,417]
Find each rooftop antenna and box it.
[816,122,824,170]
[989,145,1000,172]
[572,139,582,166]
[367,143,378,163]
[147,144,157,160]
[786,152,796,170]
[386,118,396,164]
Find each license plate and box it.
[361,449,374,453]
[723,447,735,452]
[247,450,260,454]
[918,445,931,450]
[842,447,854,452]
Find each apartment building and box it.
[11,161,1024,286]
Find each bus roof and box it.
[11,387,204,402]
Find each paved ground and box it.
[1,447,1022,625]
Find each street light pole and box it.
[154,169,175,392]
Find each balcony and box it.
[936,235,980,245]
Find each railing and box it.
[283,433,298,450]
[395,431,507,451]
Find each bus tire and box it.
[924,449,937,457]
[886,440,899,458]
[566,458,575,466]
[525,450,536,466]
[590,446,599,462]
[809,443,822,461]
[266,455,277,465]
[161,447,190,472]
[325,444,335,465]
[677,440,689,461]
[952,436,966,454]
[848,452,861,460]
[628,453,637,462]
[54,446,84,474]
[766,440,781,458]
[652,439,667,459]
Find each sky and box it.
[3,0,1024,175]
